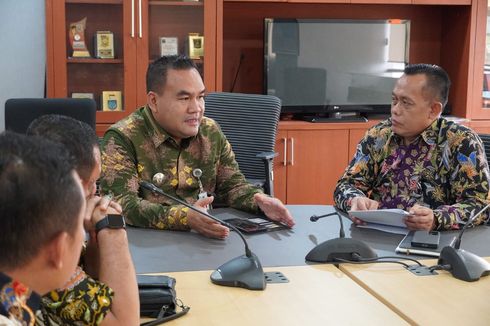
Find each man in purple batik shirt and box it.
[334,64,490,231]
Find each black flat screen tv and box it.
[264,18,410,121]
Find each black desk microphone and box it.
[437,203,490,282]
[139,180,266,290]
[305,207,377,263]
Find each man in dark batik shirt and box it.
[335,63,490,231]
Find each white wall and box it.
[0,0,46,131]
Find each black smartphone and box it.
[223,218,267,234]
[411,230,440,249]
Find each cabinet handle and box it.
[138,0,143,38]
[290,137,294,166]
[282,137,287,166]
[131,0,135,38]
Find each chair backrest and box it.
[5,98,96,133]
[204,92,281,181]
[478,134,490,164]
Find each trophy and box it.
[188,33,204,59]
[95,31,115,59]
[69,17,91,58]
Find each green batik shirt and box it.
[100,106,262,230]
[334,117,490,230]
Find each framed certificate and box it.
[94,31,115,59]
[188,33,204,59]
[160,37,178,56]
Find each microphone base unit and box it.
[210,252,266,290]
[305,237,377,263]
[437,246,490,282]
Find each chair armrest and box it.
[256,151,278,161]
[255,152,278,196]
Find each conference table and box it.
[340,258,490,325]
[129,205,490,325]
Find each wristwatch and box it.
[95,214,126,234]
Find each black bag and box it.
[138,275,189,326]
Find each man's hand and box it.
[254,193,295,228]
[83,195,125,280]
[406,204,435,230]
[187,196,230,239]
[349,197,379,225]
[84,195,123,233]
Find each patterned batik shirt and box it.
[334,117,490,230]
[0,272,40,326]
[100,106,262,230]
[37,267,113,326]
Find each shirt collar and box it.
[388,118,439,147]
[420,118,439,146]
[142,105,176,148]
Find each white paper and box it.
[349,209,410,234]
[357,224,409,235]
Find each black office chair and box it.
[204,92,281,196]
[5,98,96,133]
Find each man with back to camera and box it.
[334,63,490,231]
[100,55,294,238]
[0,132,86,325]
[26,115,139,326]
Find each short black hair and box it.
[0,132,83,269]
[146,55,198,94]
[26,114,99,183]
[404,63,451,107]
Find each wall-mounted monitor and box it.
[264,18,410,121]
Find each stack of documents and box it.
[348,209,410,234]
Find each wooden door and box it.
[286,130,349,204]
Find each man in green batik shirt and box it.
[100,55,294,239]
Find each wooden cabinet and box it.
[274,128,349,205]
[468,0,490,124]
[274,121,379,205]
[46,0,218,132]
[274,121,380,204]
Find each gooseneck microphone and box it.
[305,207,377,263]
[139,180,266,290]
[437,203,490,282]
[310,212,345,238]
[453,203,490,250]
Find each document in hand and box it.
[348,209,410,234]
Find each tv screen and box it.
[264,18,410,118]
